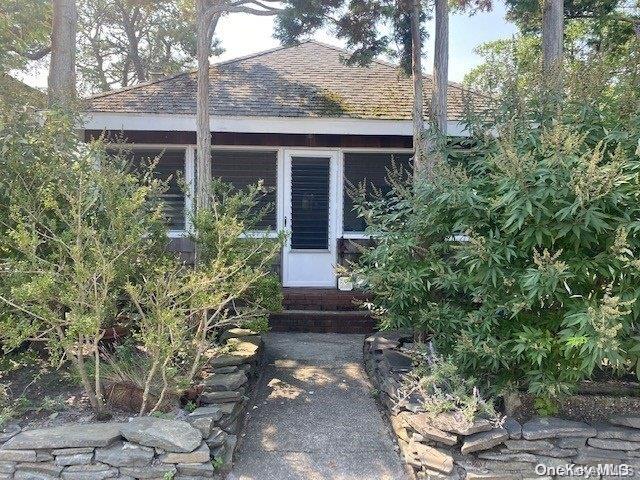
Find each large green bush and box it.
[0,110,168,414]
[0,110,284,417]
[351,59,640,405]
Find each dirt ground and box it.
[0,348,130,430]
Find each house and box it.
[82,40,479,291]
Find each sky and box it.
[215,1,518,81]
[18,1,518,90]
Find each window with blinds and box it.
[108,148,186,231]
[343,152,412,233]
[211,149,278,230]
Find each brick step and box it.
[282,288,370,311]
[269,310,376,334]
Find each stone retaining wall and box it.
[364,331,640,479]
[0,329,264,480]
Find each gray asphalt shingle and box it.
[85,40,484,121]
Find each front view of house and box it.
[82,40,474,289]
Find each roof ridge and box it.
[84,70,193,101]
[83,38,478,103]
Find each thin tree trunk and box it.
[410,0,425,180]
[121,5,146,83]
[195,1,218,215]
[542,0,564,90]
[48,0,77,109]
[432,0,449,134]
[139,358,160,415]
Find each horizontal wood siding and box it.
[85,130,413,148]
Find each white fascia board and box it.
[81,112,469,137]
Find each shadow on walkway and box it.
[228,333,408,480]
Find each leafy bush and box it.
[351,59,640,405]
[0,110,168,414]
[399,346,499,423]
[100,179,284,414]
[186,178,284,371]
[0,110,283,417]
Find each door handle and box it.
[284,217,288,228]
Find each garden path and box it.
[228,332,408,480]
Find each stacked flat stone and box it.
[187,328,263,472]
[0,418,212,480]
[364,331,640,480]
[0,329,264,480]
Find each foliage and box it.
[101,178,283,414]
[76,0,222,93]
[0,109,168,413]
[186,179,284,379]
[503,0,638,51]
[277,0,491,74]
[0,0,50,72]
[351,58,640,406]
[399,346,499,423]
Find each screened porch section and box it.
[107,146,413,260]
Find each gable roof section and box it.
[84,40,483,122]
[1,74,46,108]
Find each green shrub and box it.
[0,110,168,414]
[402,349,499,423]
[351,60,640,405]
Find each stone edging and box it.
[364,331,640,480]
[0,328,265,480]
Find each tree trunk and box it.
[432,0,449,134]
[542,0,564,89]
[48,0,77,109]
[195,0,217,214]
[121,5,146,83]
[410,0,425,180]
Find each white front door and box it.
[282,150,338,287]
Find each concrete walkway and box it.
[228,333,408,480]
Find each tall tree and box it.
[276,0,487,179]
[48,0,77,108]
[542,0,564,76]
[193,0,281,214]
[411,0,427,174]
[432,0,449,134]
[76,0,216,93]
[276,1,429,177]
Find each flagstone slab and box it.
[3,424,124,450]
[120,418,202,453]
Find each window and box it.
[211,149,278,230]
[343,152,412,233]
[108,148,186,231]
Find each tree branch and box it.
[16,46,52,61]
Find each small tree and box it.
[186,179,284,381]
[0,111,167,414]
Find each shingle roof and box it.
[84,40,483,121]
